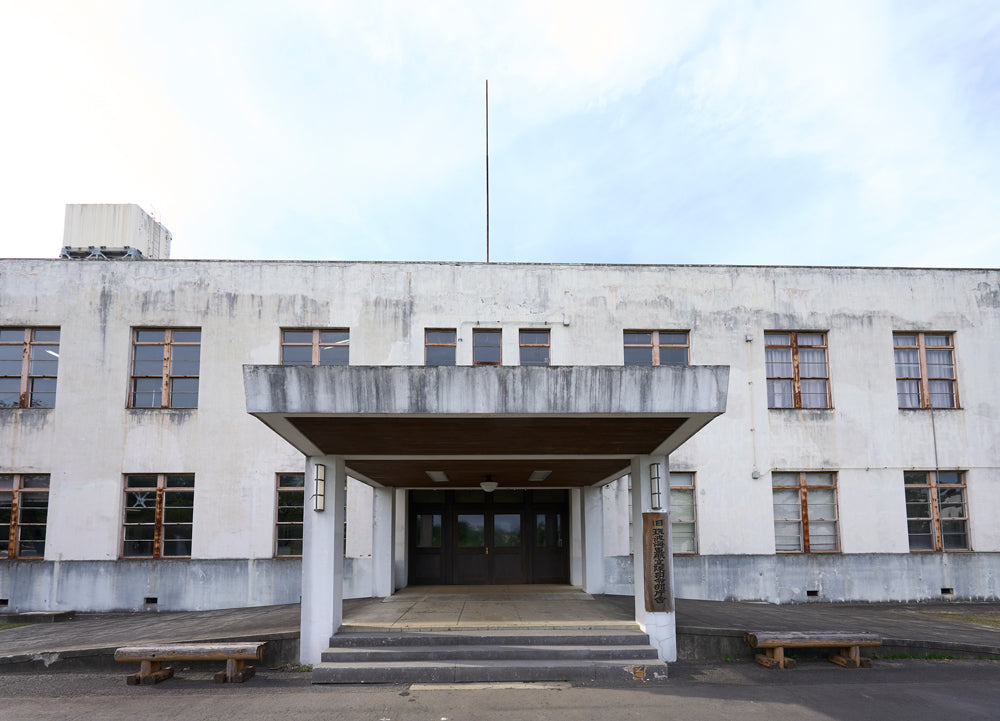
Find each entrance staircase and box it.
[312,629,668,684]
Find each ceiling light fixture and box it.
[426,471,450,483]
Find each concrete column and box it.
[581,484,605,594]
[372,485,395,598]
[569,488,583,586]
[394,488,409,591]
[300,456,347,665]
[630,454,675,662]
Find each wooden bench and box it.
[114,642,268,685]
[744,631,881,669]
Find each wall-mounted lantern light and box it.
[649,462,662,510]
[313,463,326,512]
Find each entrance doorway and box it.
[408,489,569,586]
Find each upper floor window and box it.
[122,473,195,558]
[130,329,200,408]
[623,331,688,366]
[519,329,550,366]
[281,329,349,366]
[894,333,957,409]
[772,472,839,553]
[473,329,501,366]
[669,472,697,554]
[425,329,456,366]
[765,332,830,409]
[1,473,50,559]
[904,471,969,551]
[0,328,59,409]
[275,472,304,557]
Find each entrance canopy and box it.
[244,365,729,488]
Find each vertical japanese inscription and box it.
[643,512,671,612]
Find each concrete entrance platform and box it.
[342,585,638,632]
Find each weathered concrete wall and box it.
[1,257,998,610]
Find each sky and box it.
[0,0,998,266]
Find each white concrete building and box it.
[2,205,998,664]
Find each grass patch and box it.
[0,622,27,631]
[917,611,1000,629]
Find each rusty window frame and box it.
[764,332,830,409]
[669,472,697,554]
[275,472,305,558]
[424,328,457,366]
[129,328,201,408]
[894,333,958,409]
[472,328,501,366]
[623,331,689,366]
[0,327,60,409]
[121,474,195,558]
[518,329,550,366]
[0,473,50,560]
[904,471,969,552]
[280,328,349,366]
[772,472,839,553]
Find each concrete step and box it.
[321,643,660,663]
[327,630,654,648]
[311,658,668,684]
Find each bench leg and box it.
[214,658,256,684]
[126,660,175,685]
[755,647,795,669]
[829,646,867,668]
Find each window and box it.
[623,331,688,366]
[904,471,969,551]
[473,329,501,366]
[281,329,349,366]
[894,333,957,409]
[0,328,59,408]
[425,329,456,366]
[765,332,830,409]
[122,474,195,558]
[669,472,697,554]
[275,473,304,557]
[519,329,550,366]
[772,472,838,552]
[130,329,201,408]
[1,474,49,559]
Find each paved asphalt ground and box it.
[0,659,998,721]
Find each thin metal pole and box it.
[486,79,490,263]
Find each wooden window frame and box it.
[0,327,60,409]
[669,472,697,555]
[623,330,689,366]
[765,331,831,409]
[129,328,201,409]
[894,332,958,409]
[472,328,502,366]
[275,472,305,558]
[1,473,50,560]
[424,328,457,366]
[904,471,970,552]
[772,472,839,553]
[280,328,350,367]
[121,474,195,558]
[518,329,550,366]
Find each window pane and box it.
[426,330,456,345]
[894,348,920,377]
[127,474,159,488]
[132,378,162,408]
[278,473,305,488]
[166,474,195,488]
[474,331,501,347]
[896,380,920,408]
[426,345,456,366]
[806,488,836,520]
[457,514,484,547]
[764,333,789,345]
[928,380,955,408]
[624,346,653,366]
[135,330,165,343]
[924,335,951,347]
[797,333,825,346]
[172,330,201,343]
[318,344,349,365]
[798,348,827,377]
[767,379,793,408]
[659,332,688,345]
[669,472,694,488]
[670,489,694,519]
[519,330,549,345]
[32,329,58,342]
[894,334,917,347]
[659,347,688,365]
[162,529,193,557]
[414,514,442,548]
[283,330,313,344]
[937,471,962,485]
[672,522,695,553]
[772,489,801,520]
[320,330,349,345]
[904,471,928,486]
[170,344,200,375]
[29,377,57,407]
[765,348,792,377]
[800,379,829,408]
[520,345,549,366]
[925,350,954,379]
[623,332,652,345]
[281,345,312,365]
[808,521,838,551]
[494,514,521,547]
[535,512,563,548]
[169,378,199,408]
[804,473,834,486]
[771,472,799,487]
[774,521,802,551]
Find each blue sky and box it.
[1,1,998,266]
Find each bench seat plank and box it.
[114,643,266,662]
[745,631,882,648]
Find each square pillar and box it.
[394,488,409,590]
[372,485,395,598]
[569,488,583,586]
[300,456,346,665]
[581,484,605,594]
[630,454,675,662]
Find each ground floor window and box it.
[669,472,697,553]
[905,471,969,551]
[772,472,838,552]
[276,473,304,557]
[122,474,195,558]
[0,473,49,559]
